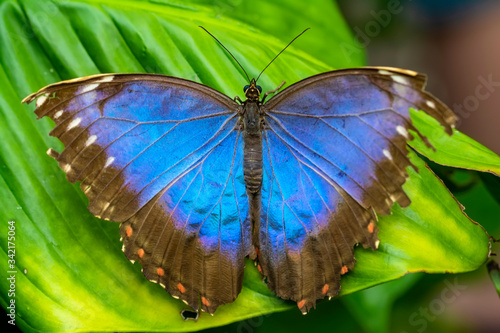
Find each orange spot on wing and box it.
[341,265,348,275]
[257,264,262,274]
[368,222,375,233]
[322,284,329,295]
[126,226,133,237]
[137,248,144,258]
[201,296,210,306]
[255,247,259,257]
[177,282,186,293]
[157,267,165,276]
[297,299,306,309]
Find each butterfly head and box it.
[244,79,262,102]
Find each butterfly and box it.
[22,31,456,315]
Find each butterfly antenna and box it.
[199,26,251,82]
[256,28,310,82]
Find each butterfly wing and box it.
[24,74,251,313]
[258,67,456,313]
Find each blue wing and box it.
[24,74,251,313]
[258,67,456,312]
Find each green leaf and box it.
[172,0,365,68]
[454,172,500,235]
[342,273,422,333]
[339,152,490,295]
[0,0,496,332]
[409,109,500,176]
[487,261,500,297]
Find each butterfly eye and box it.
[257,85,262,93]
[243,85,250,92]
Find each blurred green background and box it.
[0,0,499,332]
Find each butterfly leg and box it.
[261,81,285,103]
[234,96,243,104]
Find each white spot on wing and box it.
[67,117,81,130]
[63,164,72,173]
[104,156,115,168]
[392,75,409,85]
[383,149,393,161]
[36,95,48,108]
[85,135,97,147]
[375,240,380,249]
[396,125,409,139]
[54,110,63,119]
[426,100,436,108]
[81,83,99,94]
[390,194,398,201]
[378,70,392,75]
[46,148,57,158]
[102,202,110,212]
[95,76,114,83]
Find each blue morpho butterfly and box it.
[23,27,456,316]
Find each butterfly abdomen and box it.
[242,102,264,194]
[243,133,263,193]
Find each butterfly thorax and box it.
[242,80,264,194]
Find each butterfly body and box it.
[23,67,456,315]
[242,80,265,195]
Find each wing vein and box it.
[266,115,380,209]
[96,115,237,212]
[317,117,401,191]
[266,125,373,246]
